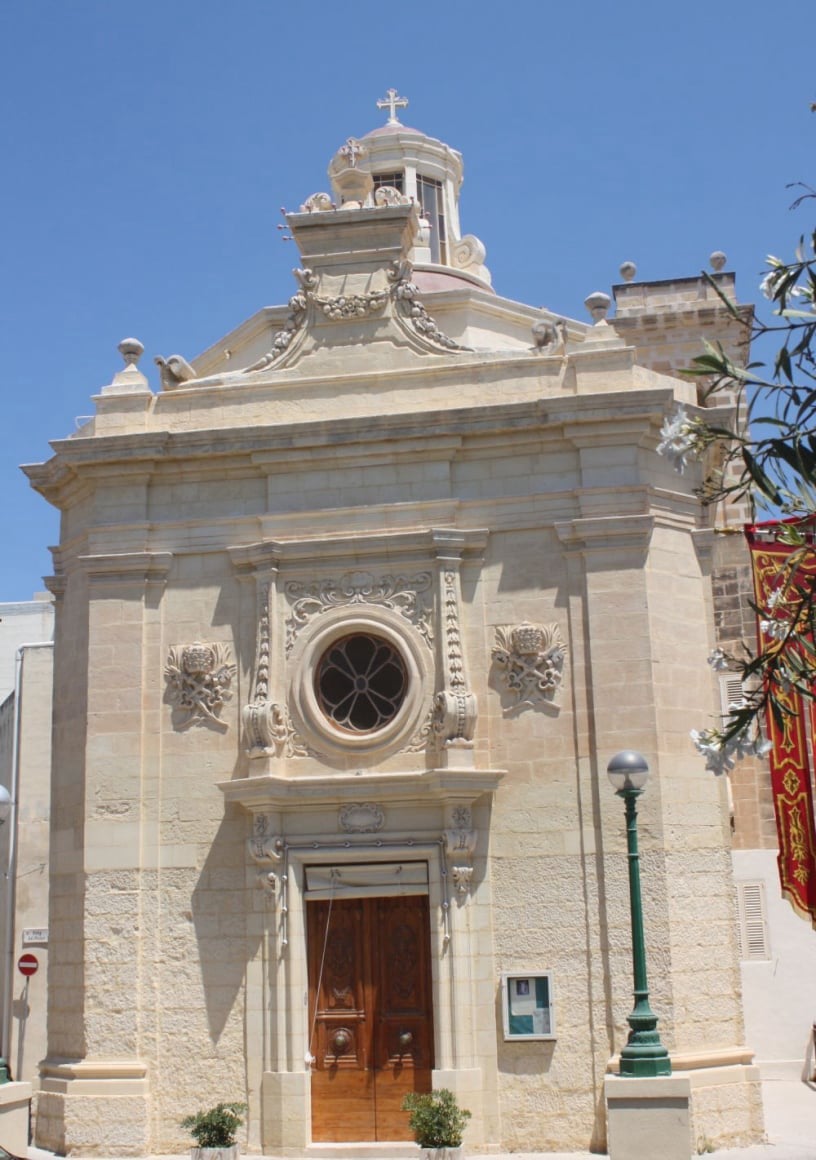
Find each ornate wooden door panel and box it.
[308,897,376,1142]
[372,895,433,1138]
[308,893,433,1142]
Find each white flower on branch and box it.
[707,648,730,671]
[760,272,778,300]
[759,618,789,641]
[766,587,783,610]
[690,728,736,776]
[656,406,699,474]
[690,720,772,776]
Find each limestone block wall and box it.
[612,272,751,390]
[46,571,90,1062]
[39,551,257,1155]
[26,353,763,1154]
[475,500,749,1151]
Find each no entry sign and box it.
[17,953,38,977]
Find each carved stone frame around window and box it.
[229,526,489,776]
[289,603,432,759]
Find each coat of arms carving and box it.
[492,622,567,709]
[165,642,236,726]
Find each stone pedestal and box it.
[0,1081,32,1156]
[261,1071,310,1153]
[605,1075,692,1160]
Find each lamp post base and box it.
[620,1008,671,1076]
[619,1046,672,1077]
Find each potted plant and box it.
[402,1088,471,1159]
[180,1101,247,1160]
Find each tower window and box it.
[417,175,447,264]
[372,171,404,193]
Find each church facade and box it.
[24,95,764,1155]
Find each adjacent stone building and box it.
[21,96,765,1155]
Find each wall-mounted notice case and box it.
[501,972,555,1040]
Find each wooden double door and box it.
[307,893,434,1142]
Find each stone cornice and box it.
[77,551,173,584]
[193,303,292,378]
[219,766,505,810]
[25,388,701,521]
[33,387,683,470]
[554,513,656,555]
[228,526,489,576]
[151,345,564,402]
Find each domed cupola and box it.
[323,90,492,291]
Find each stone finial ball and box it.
[584,291,611,323]
[118,337,144,366]
[619,261,637,282]
[709,251,727,272]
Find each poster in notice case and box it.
[501,972,555,1040]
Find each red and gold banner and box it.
[746,519,816,926]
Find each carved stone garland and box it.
[443,805,477,897]
[248,813,282,897]
[243,581,311,756]
[387,259,468,352]
[165,642,236,727]
[284,570,433,655]
[492,622,567,709]
[240,257,468,373]
[432,564,477,748]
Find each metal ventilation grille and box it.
[737,881,771,960]
[720,674,746,717]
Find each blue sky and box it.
[1,1,812,600]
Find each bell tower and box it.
[322,89,492,289]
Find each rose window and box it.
[315,634,407,733]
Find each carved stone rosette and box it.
[492,622,567,709]
[164,642,236,727]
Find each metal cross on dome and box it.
[376,88,408,125]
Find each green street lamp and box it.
[607,750,671,1078]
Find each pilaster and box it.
[37,550,171,1155]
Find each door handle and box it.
[398,1030,413,1049]
[332,1029,351,1054]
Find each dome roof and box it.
[362,122,423,139]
